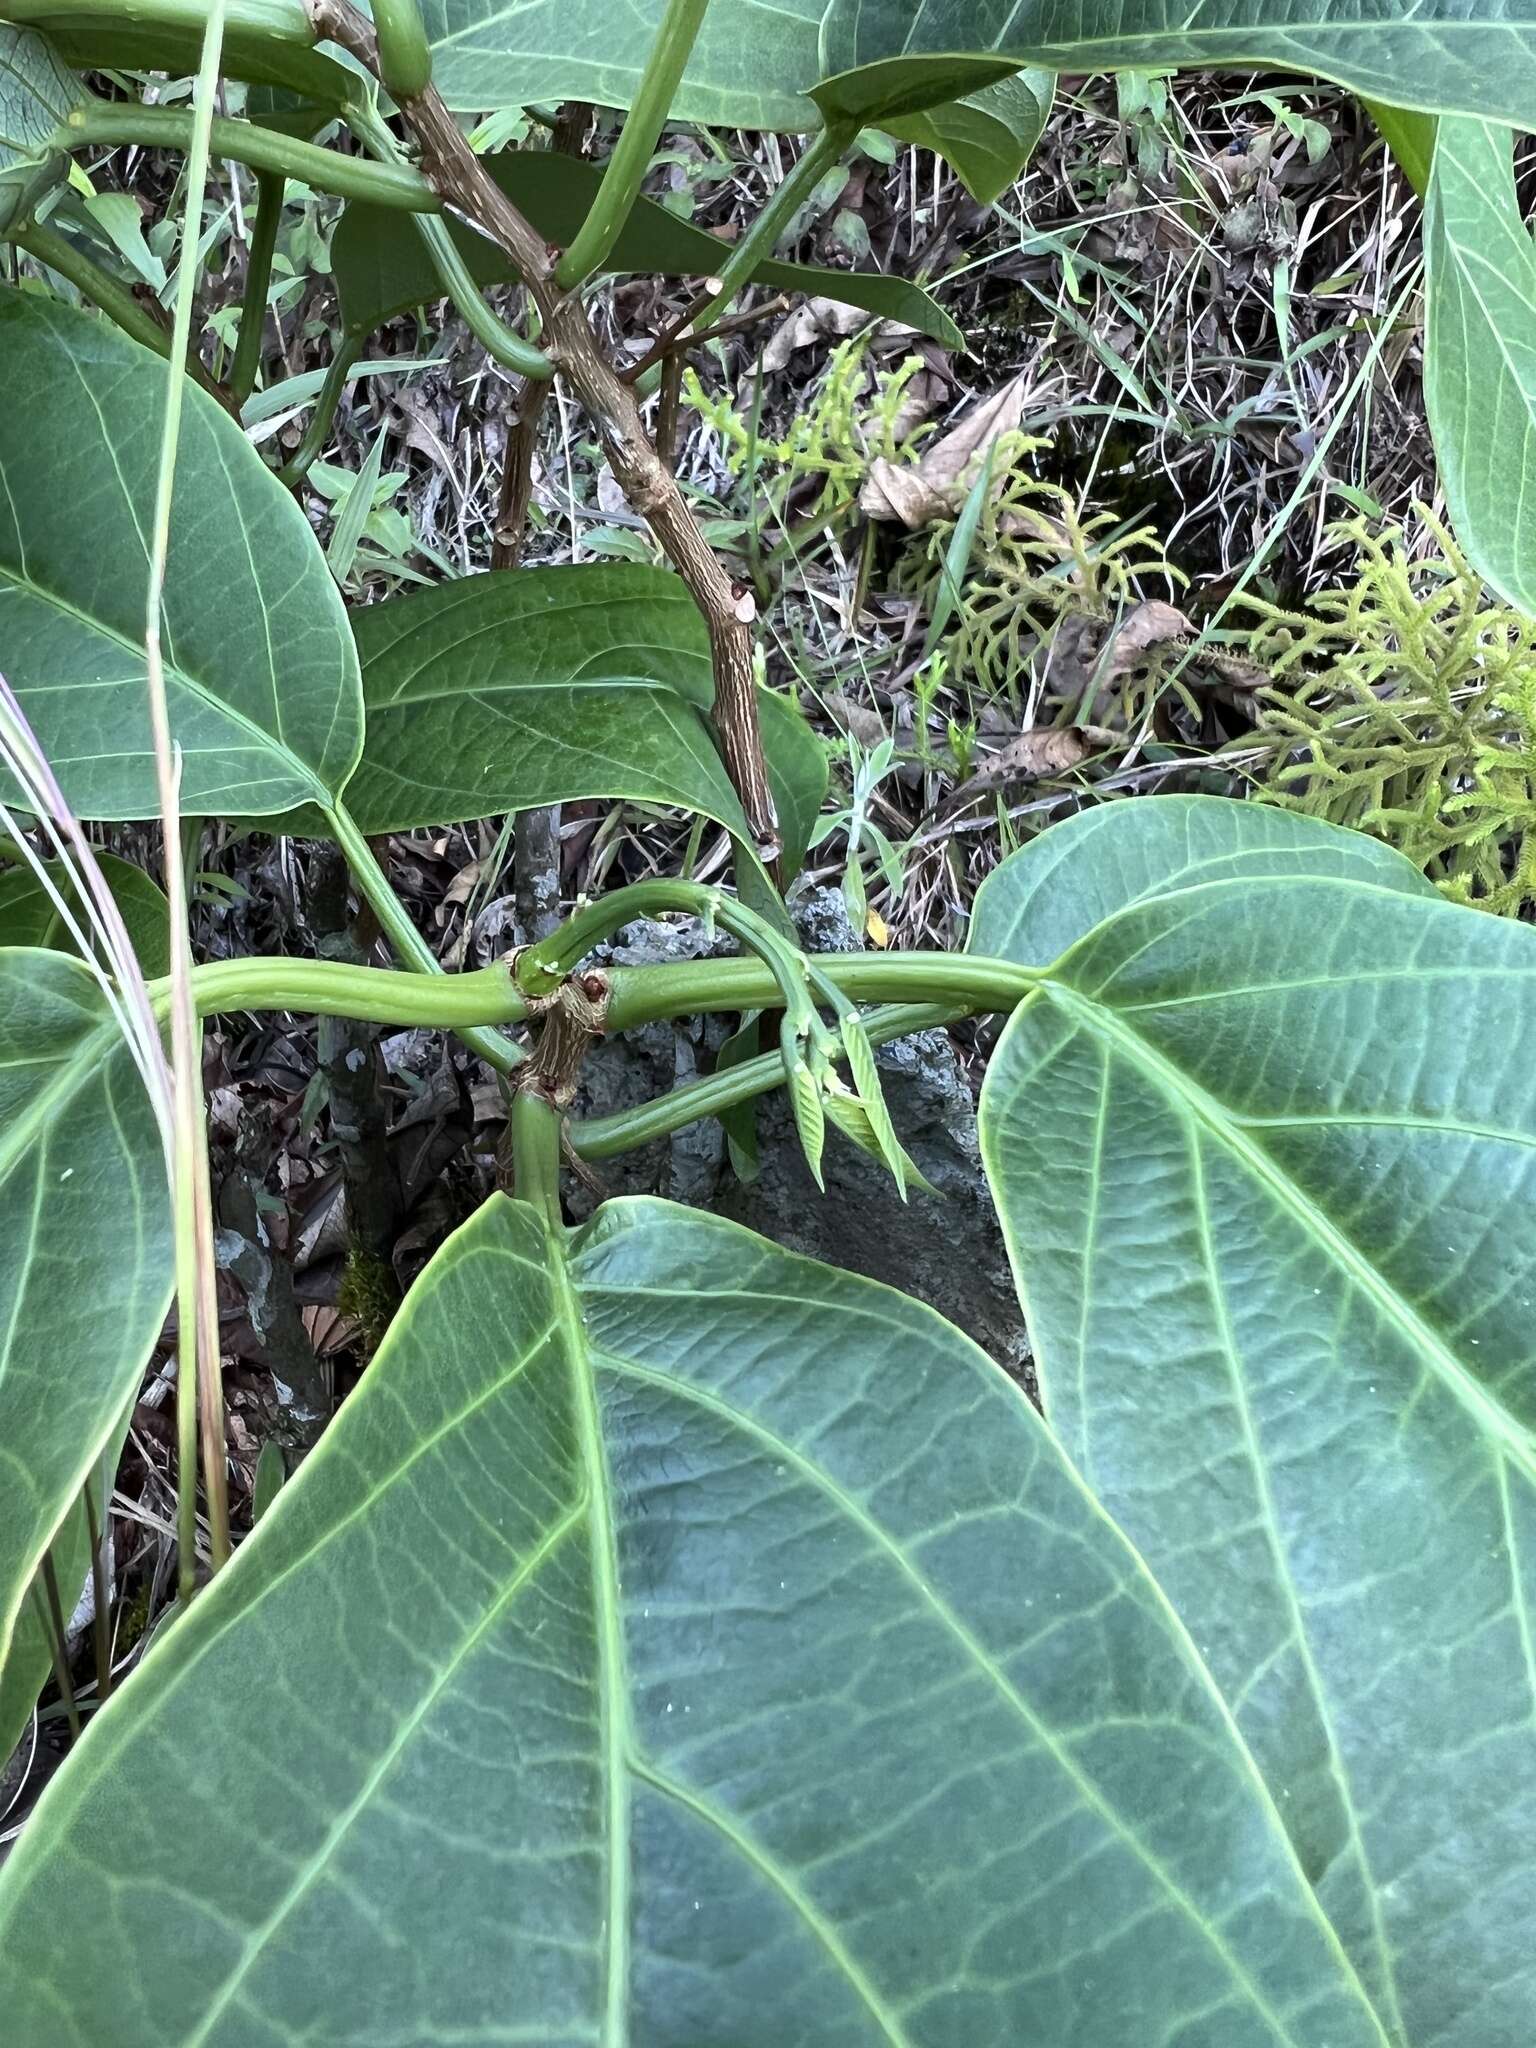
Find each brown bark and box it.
[307,0,781,862]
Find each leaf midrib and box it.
[1042,980,1536,1483]
[592,1340,1360,2048]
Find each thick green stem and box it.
[573,1000,961,1159]
[159,944,1038,1033]
[59,104,437,212]
[345,99,553,379]
[170,954,527,1026]
[603,949,1042,1029]
[371,0,433,98]
[325,803,527,1074]
[229,170,284,405]
[11,218,174,361]
[518,879,795,994]
[554,0,710,288]
[275,331,363,484]
[509,1087,563,1223]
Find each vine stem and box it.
[275,332,364,483]
[554,0,711,288]
[574,1000,964,1158]
[166,947,1042,1031]
[10,219,234,410]
[324,803,527,1073]
[509,1087,564,1225]
[59,103,436,212]
[228,169,284,406]
[308,0,782,861]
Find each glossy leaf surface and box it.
[331,149,961,348]
[415,0,1536,134]
[0,289,362,820]
[976,796,1536,2048]
[321,567,826,875]
[0,950,169,1739]
[0,854,170,977]
[886,70,1054,204]
[1424,115,1536,615]
[0,1193,1384,2045]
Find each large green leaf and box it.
[886,70,1054,205]
[0,22,78,234]
[410,0,1536,135]
[0,950,170,1744]
[1,1,350,99]
[331,149,961,349]
[975,795,1536,2048]
[1424,116,1536,616]
[0,288,362,820]
[316,566,826,876]
[0,854,170,976]
[0,1192,1387,2044]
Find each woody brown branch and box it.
[306,0,781,864]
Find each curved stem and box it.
[148,941,1038,1035]
[573,1000,961,1159]
[371,0,433,98]
[10,218,175,361]
[554,0,709,288]
[59,104,437,212]
[163,955,528,1027]
[345,98,553,379]
[275,331,363,484]
[325,802,527,1074]
[229,170,284,405]
[518,878,792,993]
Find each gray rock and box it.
[572,890,1030,1377]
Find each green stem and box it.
[518,879,794,994]
[573,1000,960,1159]
[11,218,176,361]
[36,1553,81,1741]
[633,119,853,395]
[371,0,433,99]
[324,802,527,1075]
[59,105,437,212]
[509,1087,563,1224]
[155,944,1038,1034]
[167,954,528,1027]
[345,100,552,380]
[554,0,710,288]
[602,948,1042,1029]
[275,331,363,485]
[229,170,284,406]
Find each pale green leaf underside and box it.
[976,797,1536,2048]
[0,289,362,821]
[0,854,170,977]
[1424,115,1536,616]
[308,567,825,875]
[0,949,169,1724]
[0,21,78,232]
[416,0,1536,134]
[0,1195,1384,2046]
